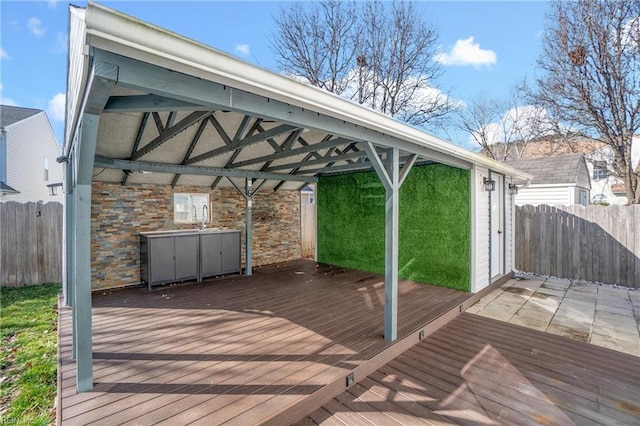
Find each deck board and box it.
[302,313,640,425]
[59,260,469,425]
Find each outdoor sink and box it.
[139,228,239,237]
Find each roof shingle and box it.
[0,105,42,127]
[506,153,585,185]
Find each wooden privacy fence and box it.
[516,204,640,288]
[1,201,63,287]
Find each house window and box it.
[174,193,210,224]
[43,157,49,181]
[579,189,589,206]
[592,161,608,181]
[308,194,315,205]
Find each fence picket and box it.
[0,201,63,287]
[516,204,639,288]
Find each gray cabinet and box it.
[140,230,241,289]
[200,231,241,278]
[140,234,199,289]
[200,233,223,277]
[175,235,199,280]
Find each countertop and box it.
[140,228,241,237]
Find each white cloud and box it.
[470,105,556,146]
[0,47,8,60]
[234,43,250,56]
[47,93,65,122]
[52,32,67,53]
[28,17,44,37]
[46,0,59,9]
[434,37,497,68]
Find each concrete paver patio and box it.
[467,274,640,357]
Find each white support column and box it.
[384,148,400,341]
[63,158,74,307]
[245,178,253,276]
[227,177,265,277]
[73,113,100,393]
[363,143,412,341]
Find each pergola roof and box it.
[65,2,531,191]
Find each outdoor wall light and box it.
[47,182,63,196]
[483,177,495,192]
[508,183,519,195]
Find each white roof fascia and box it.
[525,183,578,188]
[82,1,531,180]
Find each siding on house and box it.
[575,156,591,190]
[515,185,572,206]
[508,153,590,207]
[90,182,301,290]
[473,165,490,293]
[4,112,63,203]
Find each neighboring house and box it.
[585,136,640,205]
[506,153,591,206]
[0,105,63,202]
[493,135,639,205]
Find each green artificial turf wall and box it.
[317,164,471,291]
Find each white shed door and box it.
[490,174,504,279]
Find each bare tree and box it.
[271,0,451,129]
[535,0,640,203]
[455,86,560,160]
[271,0,358,95]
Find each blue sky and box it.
[0,1,549,147]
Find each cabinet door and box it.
[175,235,199,280]
[149,236,175,284]
[200,233,222,277]
[221,232,241,274]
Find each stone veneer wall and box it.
[91,182,301,290]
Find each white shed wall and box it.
[472,165,490,293]
[4,112,63,203]
[514,185,571,206]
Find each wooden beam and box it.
[399,154,417,186]
[94,156,319,183]
[170,118,209,188]
[210,115,256,190]
[266,150,366,172]
[131,110,212,160]
[185,124,298,165]
[122,112,150,185]
[230,136,352,169]
[104,94,207,112]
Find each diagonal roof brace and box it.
[130,110,213,160]
[185,124,299,165]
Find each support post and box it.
[363,144,413,341]
[228,177,265,276]
[245,178,253,276]
[63,158,74,307]
[73,113,100,393]
[384,148,400,341]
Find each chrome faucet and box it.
[200,205,208,229]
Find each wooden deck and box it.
[58,260,470,425]
[302,313,640,425]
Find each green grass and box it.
[317,164,471,291]
[1,283,60,425]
